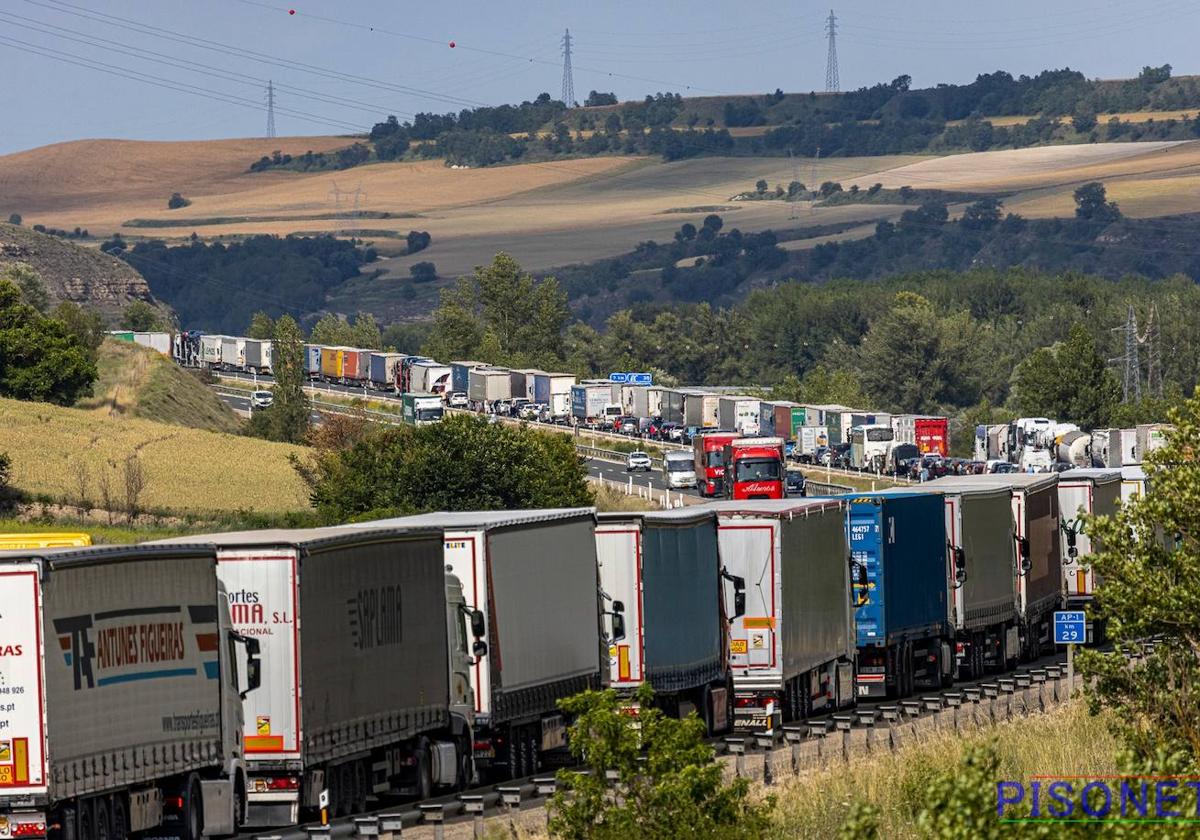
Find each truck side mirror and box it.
[721,571,746,618]
[472,640,488,659]
[611,612,626,643]
[244,658,262,698]
[470,609,486,639]
[1016,535,1032,575]
[953,546,967,585]
[612,600,625,614]
[850,560,869,606]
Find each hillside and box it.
[0,395,310,515]
[0,222,169,323]
[75,339,242,433]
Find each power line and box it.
[265,79,276,138]
[824,9,839,94]
[561,29,576,108]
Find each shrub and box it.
[410,261,437,283]
[167,192,191,210]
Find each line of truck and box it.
[0,462,1154,840]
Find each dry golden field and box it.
[0,396,310,515]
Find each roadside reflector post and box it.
[754,734,775,785]
[307,826,331,840]
[783,725,805,774]
[808,719,832,761]
[943,693,963,732]
[833,714,853,762]
[460,794,484,839]
[317,788,330,828]
[497,785,522,809]
[981,683,1000,723]
[354,817,380,840]
[725,737,746,777]
[378,813,404,840]
[419,804,445,840]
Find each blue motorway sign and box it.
[608,372,653,386]
[1054,610,1086,644]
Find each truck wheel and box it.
[417,741,434,801]
[233,775,246,832]
[182,775,204,840]
[336,764,353,816]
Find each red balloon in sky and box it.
[288,8,295,14]
[449,41,456,48]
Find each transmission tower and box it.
[824,10,840,93]
[328,181,366,233]
[1142,304,1163,398]
[560,29,576,107]
[265,80,276,139]
[1110,304,1143,403]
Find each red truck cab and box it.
[722,437,786,500]
[693,432,739,497]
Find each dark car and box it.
[784,470,806,496]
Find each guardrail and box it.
[805,480,854,496]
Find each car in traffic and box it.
[784,470,806,496]
[251,389,274,409]
[625,451,653,472]
[447,391,468,408]
[616,416,639,436]
[662,451,697,488]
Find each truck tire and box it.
[335,764,353,816]
[233,773,246,832]
[352,760,368,813]
[182,775,204,840]
[78,800,95,840]
[417,740,434,801]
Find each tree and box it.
[1073,181,1121,222]
[120,300,163,331]
[549,685,772,840]
[52,302,105,362]
[167,192,191,209]
[298,414,592,521]
[1071,107,1098,134]
[819,181,843,198]
[675,222,697,242]
[755,179,768,194]
[7,214,20,226]
[786,181,805,198]
[0,451,9,494]
[309,313,350,346]
[585,91,618,107]
[1080,396,1200,769]
[0,279,97,405]
[1012,323,1118,428]
[959,197,1003,230]
[409,261,438,283]
[348,312,382,349]
[1139,63,1172,85]
[100,234,126,255]
[702,214,723,234]
[2,263,50,314]
[405,230,431,254]
[423,278,484,361]
[248,315,309,444]
[857,292,981,413]
[247,311,276,340]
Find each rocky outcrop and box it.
[0,223,171,324]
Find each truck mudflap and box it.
[732,695,780,734]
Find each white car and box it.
[625,451,652,472]
[251,390,274,409]
[447,391,468,408]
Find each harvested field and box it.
[0,396,310,515]
[949,110,1196,127]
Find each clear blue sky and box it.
[1,0,1197,154]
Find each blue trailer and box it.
[847,491,953,699]
[303,344,322,378]
[450,361,487,396]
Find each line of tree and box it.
[110,234,378,334]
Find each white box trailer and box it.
[200,334,225,367]
[709,499,856,733]
[1057,468,1122,612]
[220,336,247,371]
[0,543,261,840]
[468,368,512,404]
[547,374,577,420]
[133,331,172,355]
[594,509,736,734]
[245,339,273,374]
[355,510,606,781]
[152,526,469,826]
[718,396,761,435]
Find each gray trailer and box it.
[152,526,473,826]
[595,509,739,734]
[708,499,857,732]
[245,339,273,374]
[907,483,1021,678]
[926,473,1062,660]
[0,543,261,840]
[468,368,512,406]
[684,391,721,429]
[354,510,606,780]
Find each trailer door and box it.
[594,524,644,688]
[718,519,778,671]
[215,550,300,759]
[0,563,47,796]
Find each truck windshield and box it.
[867,429,895,442]
[417,408,444,421]
[706,451,726,468]
[736,459,782,482]
[666,459,693,472]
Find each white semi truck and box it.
[0,543,262,840]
